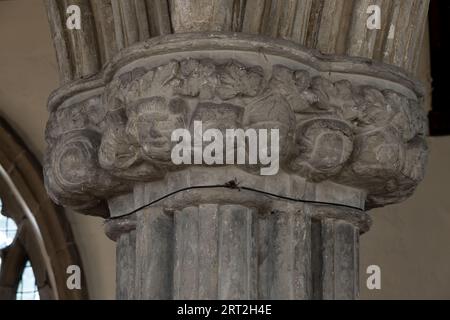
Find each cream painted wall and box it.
[360,137,450,299]
[0,0,115,300]
[0,0,448,300]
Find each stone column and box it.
[105,165,371,300]
[44,1,429,300]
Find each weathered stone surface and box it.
[44,34,427,215]
[45,0,429,83]
[44,1,430,301]
[106,201,363,300]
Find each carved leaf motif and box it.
[356,87,389,128]
[45,56,428,212]
[216,61,263,100]
[243,92,296,161]
[269,66,313,113]
[114,63,180,106]
[175,59,216,98]
[309,78,357,120]
[146,61,179,96]
[46,96,106,142]
[99,108,165,181]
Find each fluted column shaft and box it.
[107,200,365,300]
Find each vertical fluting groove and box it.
[231,0,247,32]
[257,213,272,299]
[260,0,285,38]
[335,0,356,57]
[60,0,101,79]
[135,207,174,299]
[90,0,119,65]
[346,0,379,59]
[169,0,236,33]
[380,0,430,74]
[173,207,199,299]
[292,210,312,299]
[381,0,400,65]
[311,218,323,300]
[401,0,425,72]
[257,208,312,300]
[111,0,151,49]
[276,0,300,40]
[353,226,360,299]
[110,0,124,51]
[242,0,267,34]
[388,0,416,69]
[320,219,359,300]
[146,0,173,36]
[44,0,74,83]
[316,0,354,55]
[305,0,325,49]
[245,0,429,73]
[334,221,357,300]
[268,211,292,299]
[116,230,136,300]
[217,205,256,299]
[407,0,430,74]
[371,0,396,62]
[243,0,313,43]
[173,204,223,300]
[198,204,219,299]
[285,0,314,45]
[247,208,258,299]
[321,218,335,300]
[217,203,224,298]
[135,0,152,41]
[46,0,429,85]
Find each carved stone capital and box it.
[44,33,428,217]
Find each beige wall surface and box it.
[0,0,448,300]
[0,0,116,300]
[360,137,450,299]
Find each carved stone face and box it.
[290,119,354,181]
[126,97,188,163]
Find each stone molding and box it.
[104,166,372,240]
[44,33,428,217]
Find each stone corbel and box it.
[44,33,427,218]
[44,32,428,300]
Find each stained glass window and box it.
[0,209,17,250]
[0,199,39,300]
[16,261,40,300]
[0,119,87,300]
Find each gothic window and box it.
[0,117,88,300]
[0,204,40,300]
